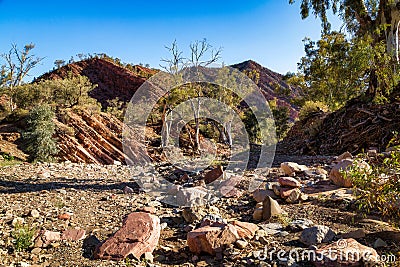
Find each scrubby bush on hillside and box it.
[12,73,98,111]
[106,97,126,120]
[298,100,328,120]
[23,105,59,162]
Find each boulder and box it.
[252,189,276,202]
[280,162,309,176]
[262,196,283,220]
[314,238,379,267]
[300,225,335,246]
[330,159,370,188]
[204,166,223,184]
[187,224,238,255]
[94,212,160,260]
[230,221,258,239]
[278,177,301,188]
[285,188,302,203]
[329,159,354,187]
[280,188,301,203]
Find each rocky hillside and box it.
[279,96,400,155]
[24,58,300,165]
[37,58,157,108]
[231,60,301,120]
[38,58,299,118]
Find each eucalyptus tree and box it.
[0,43,43,111]
[291,0,400,99]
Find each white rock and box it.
[30,209,40,218]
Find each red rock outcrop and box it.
[37,58,157,108]
[94,212,160,260]
[55,109,148,165]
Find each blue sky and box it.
[0,0,341,80]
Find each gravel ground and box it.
[0,160,399,267]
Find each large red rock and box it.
[314,238,379,266]
[278,177,301,188]
[187,219,259,255]
[94,212,160,260]
[230,221,258,239]
[187,224,239,255]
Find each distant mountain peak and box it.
[231,60,300,120]
[37,58,157,108]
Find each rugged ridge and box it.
[37,58,157,108]
[231,60,300,120]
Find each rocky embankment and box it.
[0,154,399,267]
[279,98,400,155]
[55,109,128,164]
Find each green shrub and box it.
[345,151,400,220]
[23,105,59,162]
[2,108,29,123]
[269,99,291,140]
[12,223,36,252]
[298,100,329,120]
[106,97,126,120]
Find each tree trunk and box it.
[224,121,233,147]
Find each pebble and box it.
[373,238,388,248]
[31,248,42,254]
[235,240,248,249]
[58,213,71,220]
[30,209,40,218]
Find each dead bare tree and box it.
[1,43,43,111]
